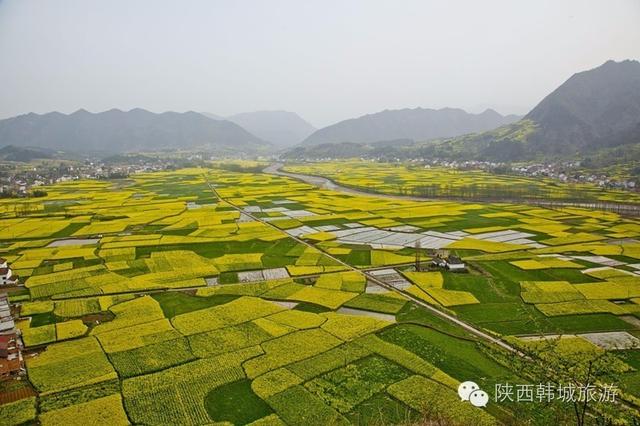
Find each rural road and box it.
[260,163,640,410]
[206,172,523,355]
[257,165,640,411]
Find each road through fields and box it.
[204,174,523,355]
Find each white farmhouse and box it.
[0,258,17,285]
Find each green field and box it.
[1,164,639,424]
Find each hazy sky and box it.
[1,0,639,127]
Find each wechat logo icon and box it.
[458,381,489,408]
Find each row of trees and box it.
[0,188,47,199]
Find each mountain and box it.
[227,111,316,147]
[525,59,640,154]
[430,60,640,161]
[0,145,57,162]
[0,109,270,154]
[200,112,226,121]
[300,107,520,146]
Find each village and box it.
[296,157,640,192]
[0,157,170,198]
[0,258,23,383]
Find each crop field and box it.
[283,160,640,204]
[1,164,640,424]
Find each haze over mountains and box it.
[198,111,316,147]
[226,111,316,147]
[1,60,638,162]
[422,59,640,162]
[301,108,521,146]
[0,109,269,154]
[0,107,518,155]
[525,60,640,153]
[289,60,640,163]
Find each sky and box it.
[0,0,639,128]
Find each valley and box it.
[0,163,639,424]
[2,2,639,425]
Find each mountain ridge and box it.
[288,60,640,163]
[427,59,640,161]
[0,109,270,154]
[300,107,521,146]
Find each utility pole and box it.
[415,240,421,272]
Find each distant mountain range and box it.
[6,59,636,162]
[0,109,270,154]
[289,60,640,164]
[300,107,521,146]
[226,111,316,147]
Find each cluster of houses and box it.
[0,155,197,199]
[0,178,29,197]
[0,294,23,379]
[510,162,637,189]
[0,259,25,379]
[416,159,639,190]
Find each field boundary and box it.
[268,163,640,217]
[203,174,524,356]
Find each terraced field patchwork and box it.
[244,328,343,379]
[39,394,129,426]
[27,337,117,394]
[5,165,640,424]
[123,347,262,424]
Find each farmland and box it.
[1,163,639,425]
[282,161,640,204]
